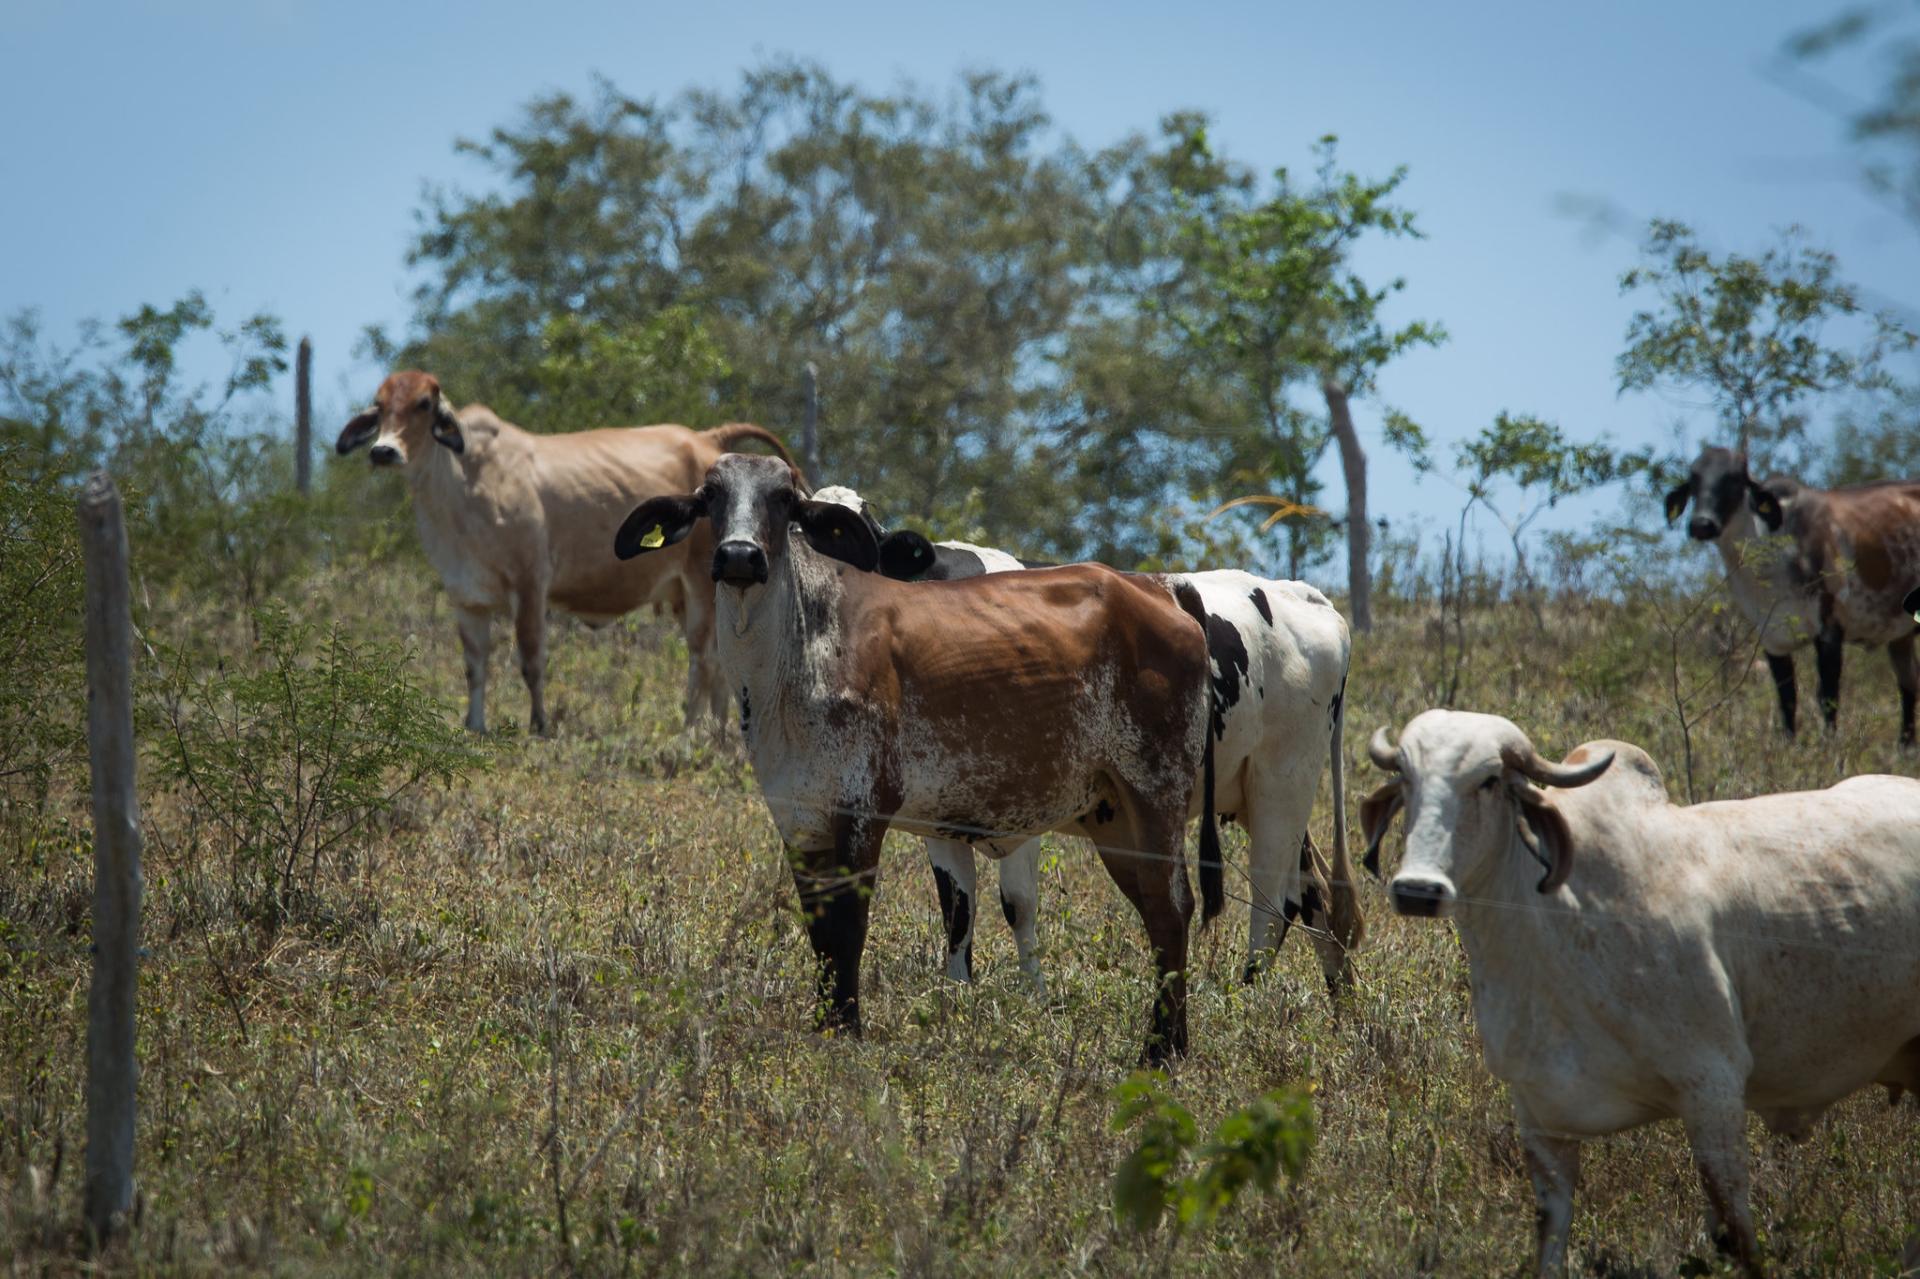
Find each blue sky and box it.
[4,0,1913,566]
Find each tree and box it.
[1156,131,1442,614]
[390,70,1445,576]
[0,294,302,609]
[1452,413,1651,614]
[1616,220,1911,468]
[396,64,1101,546]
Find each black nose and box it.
[369,444,400,467]
[1687,516,1720,541]
[713,540,769,586]
[1390,879,1449,918]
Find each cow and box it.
[337,370,795,735]
[810,486,1363,996]
[613,454,1222,1061]
[1361,708,1920,1277]
[1665,445,1920,744]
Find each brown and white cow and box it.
[1665,445,1920,743]
[337,370,795,735]
[811,486,1362,997]
[1365,709,1920,1277]
[614,454,1221,1061]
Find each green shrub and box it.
[0,449,85,812]
[149,600,490,924]
[1110,1070,1316,1236]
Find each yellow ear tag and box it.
[640,525,666,549]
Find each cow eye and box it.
[1478,777,1500,793]
[416,396,432,412]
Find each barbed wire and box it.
[104,608,1920,963]
[103,684,1920,966]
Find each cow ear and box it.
[1748,481,1784,531]
[430,394,465,455]
[615,491,707,560]
[1512,787,1574,893]
[794,498,879,572]
[1663,481,1690,526]
[1358,780,1404,880]
[877,530,936,581]
[338,409,380,455]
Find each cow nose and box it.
[713,540,769,586]
[369,444,400,467]
[1687,515,1720,541]
[1390,876,1455,918]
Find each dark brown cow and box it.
[614,453,1221,1061]
[1666,445,1920,744]
[337,370,795,735]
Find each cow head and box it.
[1359,709,1613,918]
[1664,445,1784,541]
[614,453,878,591]
[337,370,465,468]
[810,484,940,581]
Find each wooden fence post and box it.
[801,361,821,482]
[294,335,313,496]
[78,472,142,1248]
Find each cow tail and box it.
[1170,578,1224,926]
[1326,668,1366,958]
[703,423,804,485]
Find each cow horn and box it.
[1368,727,1399,772]
[1500,742,1614,788]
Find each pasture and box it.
[6,556,1917,1276]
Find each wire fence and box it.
[116,667,1920,968]
[102,562,1920,968]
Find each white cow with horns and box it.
[812,486,1364,995]
[1361,708,1920,1278]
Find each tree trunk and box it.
[1323,377,1371,632]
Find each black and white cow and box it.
[814,487,1365,994]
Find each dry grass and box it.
[4,563,1918,1276]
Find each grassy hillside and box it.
[4,561,1918,1276]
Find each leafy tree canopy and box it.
[386,64,1442,571]
[1616,219,1912,469]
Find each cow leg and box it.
[995,838,1045,991]
[1890,637,1918,747]
[1092,805,1192,1064]
[927,838,977,982]
[455,605,492,734]
[1682,1101,1763,1277]
[1519,1122,1580,1278]
[1298,834,1356,1000]
[1815,621,1844,733]
[512,585,549,736]
[1764,651,1797,738]
[1240,762,1317,985]
[788,816,885,1037]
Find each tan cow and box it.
[337,370,795,734]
